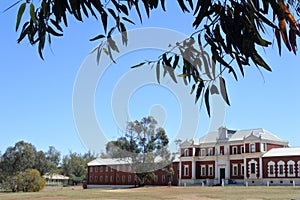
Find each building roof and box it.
[262,147,300,157]
[43,173,69,180]
[193,127,288,145]
[87,157,132,166]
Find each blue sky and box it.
[0,2,299,156]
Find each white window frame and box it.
[100,166,103,172]
[277,160,285,177]
[232,164,238,176]
[105,166,108,172]
[250,144,255,153]
[95,176,98,182]
[208,165,213,176]
[184,149,189,157]
[298,161,300,177]
[208,148,213,156]
[261,143,267,152]
[201,148,206,156]
[122,175,125,183]
[89,166,93,172]
[232,146,238,155]
[154,175,158,182]
[128,175,131,182]
[248,159,257,178]
[105,176,108,183]
[110,176,114,182]
[241,164,244,176]
[201,165,206,176]
[240,146,245,154]
[184,165,189,176]
[116,175,119,183]
[162,175,166,183]
[100,176,103,183]
[267,161,275,177]
[287,160,295,177]
[95,166,98,172]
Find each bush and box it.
[2,169,45,192]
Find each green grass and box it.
[0,186,300,200]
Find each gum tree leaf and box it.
[205,87,211,117]
[219,77,230,105]
[16,3,26,31]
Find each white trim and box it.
[277,160,285,177]
[232,164,238,176]
[287,160,295,177]
[267,161,275,177]
[248,159,258,179]
[201,165,206,176]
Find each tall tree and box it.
[6,0,300,110]
[45,146,61,168]
[106,116,170,185]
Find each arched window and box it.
[184,149,189,157]
[267,161,275,177]
[287,160,295,177]
[248,159,258,179]
[277,160,285,177]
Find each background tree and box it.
[61,151,95,185]
[7,0,300,112]
[106,116,170,185]
[45,146,61,170]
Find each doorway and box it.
[220,168,225,185]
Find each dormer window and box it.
[184,149,189,157]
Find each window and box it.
[248,159,257,178]
[184,149,189,157]
[105,166,108,172]
[154,175,158,182]
[251,163,255,174]
[89,167,93,172]
[208,165,213,176]
[110,176,114,182]
[261,143,267,152]
[268,161,275,177]
[298,161,300,176]
[95,166,98,172]
[100,166,103,172]
[201,165,206,176]
[241,164,244,175]
[232,146,238,155]
[100,176,103,183]
[201,149,206,156]
[232,164,238,176]
[89,175,93,182]
[116,175,119,183]
[287,160,295,177]
[105,176,108,183]
[128,175,131,182]
[208,148,213,156]
[250,144,255,153]
[122,175,125,183]
[95,176,98,182]
[241,146,245,154]
[277,160,285,177]
[184,165,189,176]
[117,165,120,171]
[162,175,166,182]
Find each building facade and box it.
[178,127,300,186]
[87,157,178,188]
[86,127,300,187]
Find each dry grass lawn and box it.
[0,186,300,200]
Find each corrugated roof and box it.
[87,157,131,166]
[43,173,69,180]
[262,147,300,157]
[194,128,288,144]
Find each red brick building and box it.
[178,127,300,186]
[87,157,178,188]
